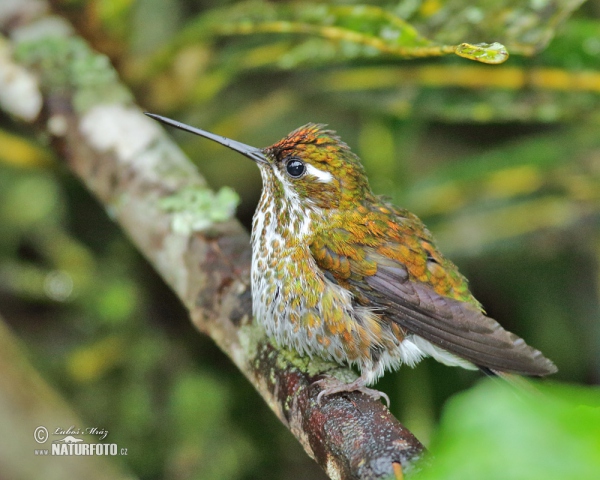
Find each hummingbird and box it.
[146,113,557,404]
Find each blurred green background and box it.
[1,0,599,479]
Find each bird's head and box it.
[146,114,373,211]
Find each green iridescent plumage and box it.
[146,114,557,403]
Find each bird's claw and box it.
[313,377,390,407]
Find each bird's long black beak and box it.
[145,113,268,164]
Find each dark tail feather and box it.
[478,366,497,377]
[477,367,545,398]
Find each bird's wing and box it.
[309,211,557,376]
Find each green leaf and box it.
[416,380,600,480]
[149,1,511,73]
[454,42,509,64]
[411,0,587,55]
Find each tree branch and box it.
[0,2,426,478]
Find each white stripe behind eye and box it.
[305,164,333,183]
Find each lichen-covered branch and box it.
[0,2,426,478]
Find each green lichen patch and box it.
[277,345,356,383]
[14,35,131,113]
[238,322,266,363]
[159,185,239,235]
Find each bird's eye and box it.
[285,157,306,178]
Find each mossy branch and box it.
[0,2,425,479]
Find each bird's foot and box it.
[313,376,390,407]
